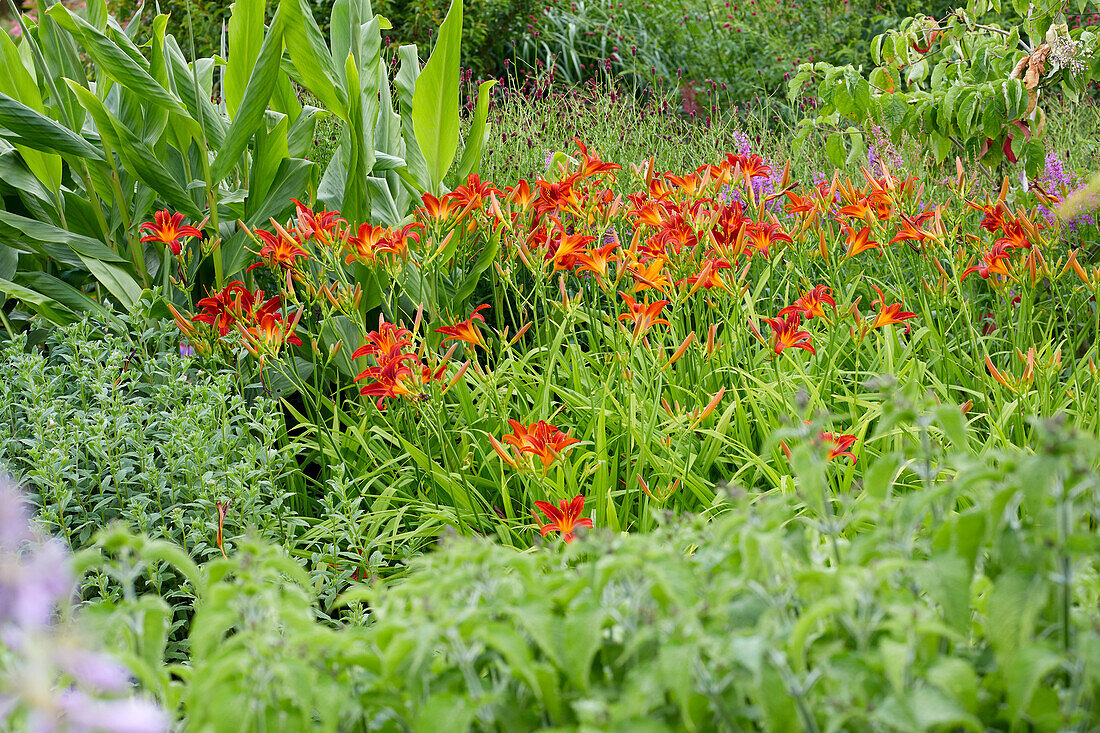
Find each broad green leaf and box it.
[0,92,104,162]
[280,0,348,119]
[79,255,143,310]
[0,33,63,193]
[249,114,290,209]
[211,11,286,182]
[16,270,108,317]
[411,0,462,194]
[46,5,196,130]
[0,210,127,264]
[454,79,497,183]
[224,0,267,118]
[825,131,846,169]
[396,44,430,192]
[0,275,79,325]
[69,83,201,218]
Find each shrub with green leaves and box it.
[0,312,300,560]
[789,0,1100,174]
[81,391,1100,730]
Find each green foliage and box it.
[518,0,904,106]
[81,399,1100,730]
[0,313,299,559]
[379,0,539,78]
[789,0,1100,175]
[0,0,497,326]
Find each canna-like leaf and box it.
[211,11,286,182]
[69,82,201,219]
[0,92,105,162]
[454,79,497,183]
[224,0,267,118]
[280,0,348,119]
[395,44,430,193]
[46,4,197,134]
[0,275,80,325]
[410,0,462,194]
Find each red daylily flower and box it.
[139,211,203,256]
[761,312,815,356]
[192,282,255,335]
[821,431,857,463]
[533,495,593,544]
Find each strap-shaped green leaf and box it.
[411,0,462,194]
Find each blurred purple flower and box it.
[0,477,168,732]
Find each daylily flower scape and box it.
[157,138,1098,547]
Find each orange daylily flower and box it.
[626,257,673,293]
[344,223,389,265]
[140,210,204,256]
[573,241,619,285]
[451,174,502,212]
[506,180,537,211]
[352,319,414,361]
[967,198,1010,233]
[533,495,593,543]
[436,304,490,350]
[843,226,882,258]
[995,219,1034,250]
[888,212,935,246]
[618,291,670,342]
[836,198,874,223]
[238,296,303,354]
[677,258,733,294]
[354,345,446,410]
[546,230,595,271]
[416,192,461,223]
[291,199,344,241]
[761,312,815,356]
[534,176,583,217]
[867,285,916,333]
[498,419,581,473]
[745,220,793,256]
[573,138,622,179]
[961,242,1015,282]
[779,285,835,321]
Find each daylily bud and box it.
[661,332,695,371]
[690,387,725,429]
[705,323,719,358]
[443,360,470,394]
[508,321,533,346]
